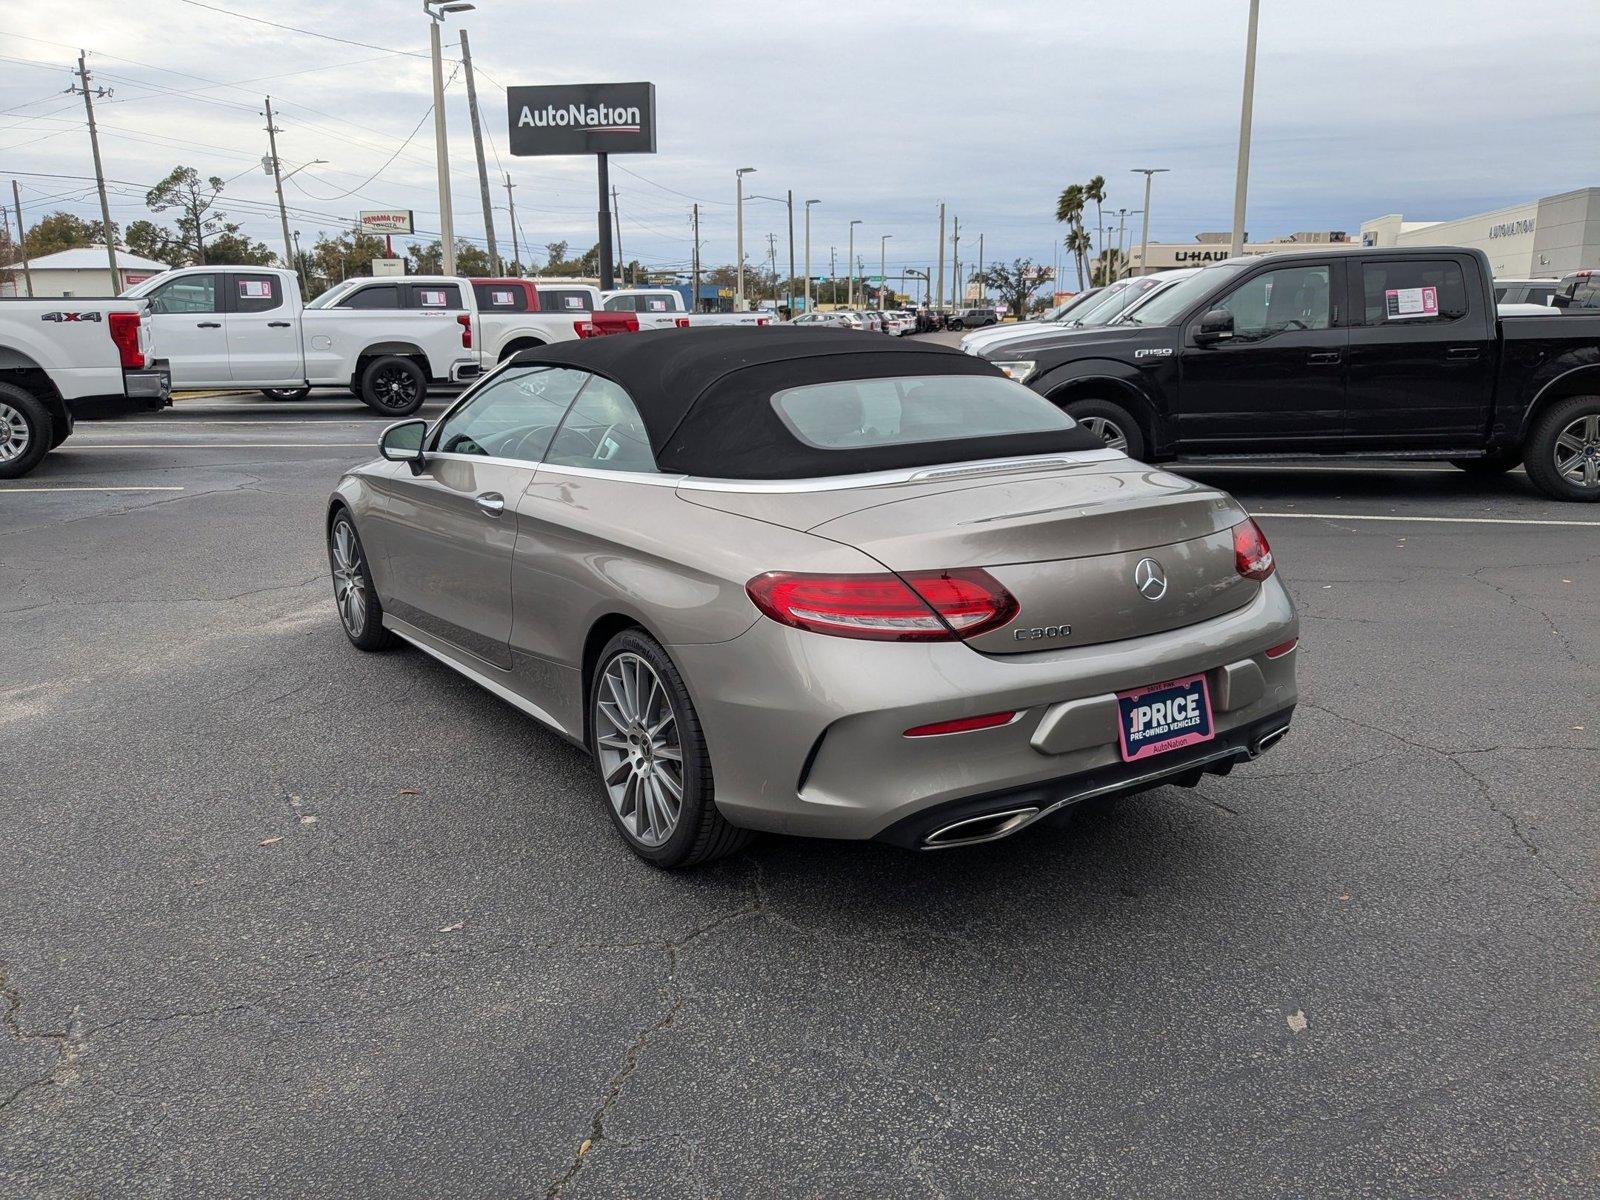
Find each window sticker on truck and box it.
[491,290,515,306]
[1385,286,1438,320]
[563,296,583,310]
[647,298,668,311]
[419,289,448,307]
[239,279,273,299]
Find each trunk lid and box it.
[683,459,1257,653]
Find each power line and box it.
[169,1,432,59]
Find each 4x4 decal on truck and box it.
[40,311,105,323]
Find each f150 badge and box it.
[1134,347,1172,358]
[40,311,104,323]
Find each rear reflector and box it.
[675,317,691,328]
[1265,637,1298,659]
[1233,518,1275,581]
[745,569,1018,642]
[108,311,145,369]
[904,711,1018,738]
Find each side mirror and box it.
[1194,307,1235,344]
[379,419,427,468]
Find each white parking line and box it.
[1180,463,1462,475]
[65,443,370,449]
[1253,511,1600,528]
[0,485,187,493]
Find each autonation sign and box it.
[507,82,657,156]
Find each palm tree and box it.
[1064,227,1092,290]
[1084,175,1107,290]
[1054,183,1085,229]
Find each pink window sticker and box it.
[239,279,272,299]
[419,289,447,307]
[647,298,667,311]
[563,296,583,310]
[1384,285,1439,320]
[491,290,514,305]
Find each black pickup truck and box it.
[980,246,1600,500]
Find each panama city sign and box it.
[507,82,657,156]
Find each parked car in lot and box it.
[327,328,1298,867]
[788,311,853,329]
[600,288,772,330]
[982,246,1600,499]
[0,294,170,478]
[885,310,917,336]
[959,289,1105,354]
[470,279,636,356]
[1492,278,1559,307]
[947,304,999,330]
[1552,269,1600,311]
[125,267,480,415]
[963,272,1199,359]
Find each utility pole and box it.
[847,219,861,308]
[803,199,818,314]
[1132,168,1169,277]
[10,181,34,297]
[1231,0,1260,258]
[935,203,946,309]
[71,51,119,284]
[766,232,778,306]
[976,233,984,300]
[459,30,500,275]
[612,184,624,284]
[263,97,297,282]
[785,189,795,318]
[735,167,755,311]
[502,173,521,275]
[879,234,892,308]
[691,203,701,312]
[829,246,836,304]
[424,2,457,275]
[950,215,961,305]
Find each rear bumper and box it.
[670,575,1298,842]
[65,361,171,416]
[448,359,482,384]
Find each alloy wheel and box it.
[1079,415,1128,452]
[373,366,420,411]
[0,402,29,463]
[1554,413,1600,489]
[330,520,369,635]
[595,652,684,848]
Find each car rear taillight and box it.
[904,711,1018,738]
[108,311,145,369]
[1233,518,1275,581]
[574,319,599,338]
[1265,637,1298,659]
[745,569,1018,642]
[457,313,472,348]
[755,317,770,326]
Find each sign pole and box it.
[596,152,615,291]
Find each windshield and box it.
[1075,278,1168,326]
[1119,264,1249,327]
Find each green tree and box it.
[542,241,568,272]
[24,211,117,258]
[123,219,182,265]
[1055,184,1087,288]
[977,258,1053,323]
[144,166,228,264]
[404,239,491,275]
[1064,227,1091,290]
[1084,174,1107,286]
[305,226,389,296]
[1092,247,1126,287]
[206,225,276,266]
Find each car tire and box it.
[359,355,428,417]
[590,629,752,870]
[1523,395,1600,501]
[0,383,53,480]
[260,387,311,401]
[327,509,397,651]
[1449,450,1519,475]
[1064,397,1146,459]
[949,319,965,330]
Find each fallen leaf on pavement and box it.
[1287,1010,1308,1033]
[260,837,282,847]
[440,921,464,933]
[399,788,419,796]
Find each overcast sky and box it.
[2,0,1597,281]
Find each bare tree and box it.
[144,166,227,265]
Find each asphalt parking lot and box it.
[3,386,1596,1197]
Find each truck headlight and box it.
[992,360,1036,382]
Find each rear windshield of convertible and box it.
[771,374,1076,450]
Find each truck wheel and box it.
[1450,450,1519,475]
[948,319,965,331]
[0,384,52,480]
[1064,397,1146,459]
[260,387,311,401]
[359,356,427,417]
[1524,395,1600,501]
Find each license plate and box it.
[1116,673,1215,762]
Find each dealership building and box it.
[1124,187,1600,279]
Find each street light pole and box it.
[1230,0,1260,258]
[879,234,892,308]
[804,199,819,314]
[785,189,796,318]
[735,167,755,311]
[424,0,475,276]
[847,219,861,307]
[1131,168,1168,276]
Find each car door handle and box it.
[197,321,221,328]
[1306,350,1342,365]
[475,492,505,517]
[267,320,292,328]
[1446,346,1480,361]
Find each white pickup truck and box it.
[599,288,773,330]
[0,296,170,478]
[123,267,481,416]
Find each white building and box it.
[1122,231,1356,276]
[1360,187,1600,278]
[0,244,171,297]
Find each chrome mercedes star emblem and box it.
[1134,557,1168,601]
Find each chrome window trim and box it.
[677,448,1124,493]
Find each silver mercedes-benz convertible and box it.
[327,328,1298,868]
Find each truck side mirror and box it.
[379,419,428,470]
[1194,308,1235,344]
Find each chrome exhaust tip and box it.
[922,806,1040,850]
[1253,724,1292,756]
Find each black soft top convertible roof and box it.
[509,327,1103,478]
